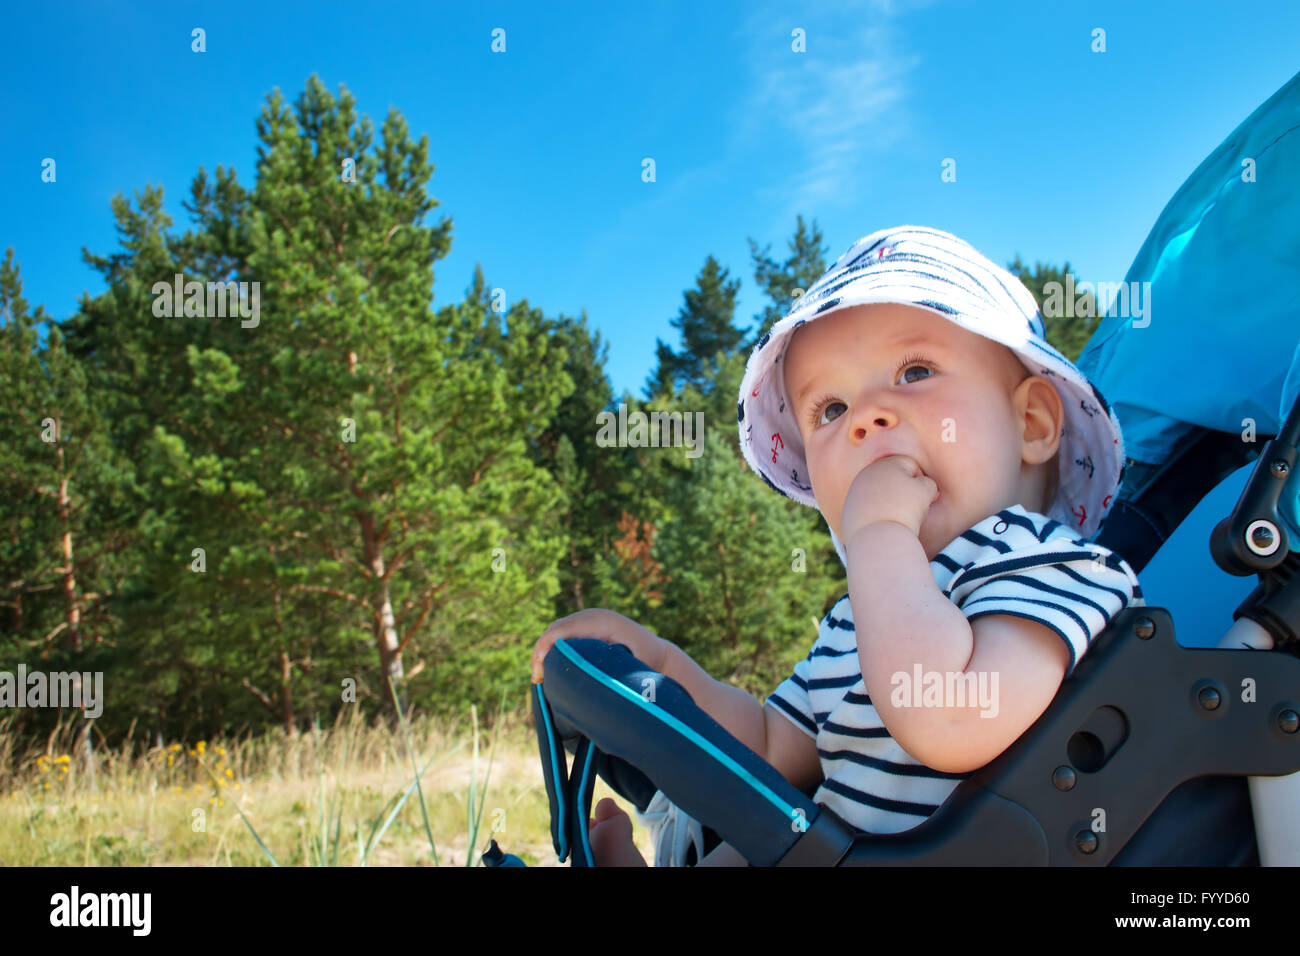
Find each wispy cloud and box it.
[570,0,926,278]
[729,0,924,225]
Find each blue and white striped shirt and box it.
[766,504,1144,835]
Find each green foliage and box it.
[6,76,570,739]
[648,429,841,698]
[0,249,135,696]
[0,74,1091,754]
[523,309,634,620]
[744,214,830,350]
[644,256,746,401]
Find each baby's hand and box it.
[840,454,939,543]
[531,609,671,684]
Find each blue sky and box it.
[3,0,1297,400]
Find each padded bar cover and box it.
[541,638,822,867]
[774,802,857,867]
[531,682,572,862]
[564,737,597,866]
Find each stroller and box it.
[489,69,1300,867]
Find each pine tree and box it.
[744,215,830,350]
[643,256,745,399]
[643,340,678,403]
[649,428,841,698]
[0,249,129,707]
[582,386,681,626]
[56,76,575,733]
[525,308,642,618]
[230,77,572,720]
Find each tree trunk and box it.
[80,718,95,793]
[359,511,405,718]
[271,581,296,737]
[55,440,81,653]
[279,650,294,737]
[570,540,584,610]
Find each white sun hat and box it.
[736,225,1127,568]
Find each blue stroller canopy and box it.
[1078,68,1300,469]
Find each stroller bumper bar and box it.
[525,605,1300,866]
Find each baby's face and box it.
[782,303,1061,560]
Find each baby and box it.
[532,225,1144,866]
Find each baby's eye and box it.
[806,355,935,430]
[813,400,847,427]
[897,362,932,385]
[895,352,934,385]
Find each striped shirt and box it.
[766,504,1144,835]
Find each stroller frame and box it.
[508,399,1300,867]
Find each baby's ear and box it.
[1016,376,1064,465]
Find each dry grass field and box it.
[0,705,655,867]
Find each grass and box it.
[0,699,655,867]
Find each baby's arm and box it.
[845,521,1070,774]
